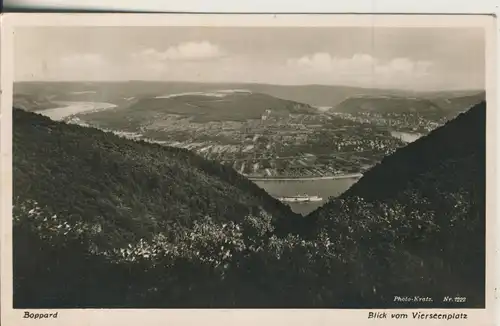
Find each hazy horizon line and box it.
[13,79,486,94]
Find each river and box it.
[36,101,117,121]
[253,176,361,215]
[252,131,422,215]
[390,131,423,143]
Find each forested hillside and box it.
[13,101,486,308]
[13,108,297,233]
[308,101,486,306]
[13,108,300,307]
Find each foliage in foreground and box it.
[14,188,482,308]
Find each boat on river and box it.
[277,194,323,203]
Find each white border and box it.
[0,13,498,326]
[2,0,499,14]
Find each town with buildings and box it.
[59,90,473,180]
[84,109,446,179]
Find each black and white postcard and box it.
[0,13,497,326]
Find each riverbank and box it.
[36,101,117,121]
[248,173,363,182]
[253,176,360,215]
[390,131,423,143]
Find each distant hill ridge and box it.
[14,80,485,109]
[333,92,485,114]
[128,91,318,118]
[76,90,319,128]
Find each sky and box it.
[14,26,485,91]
